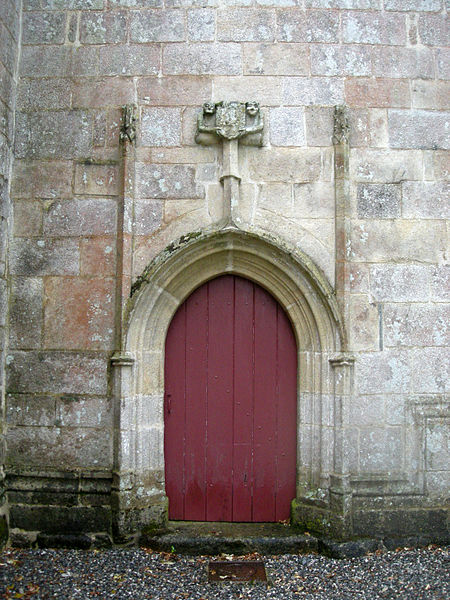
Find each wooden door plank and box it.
[206,276,234,521]
[253,285,277,522]
[232,277,254,521]
[184,285,208,520]
[275,306,298,521]
[164,303,186,520]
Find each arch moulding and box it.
[112,229,350,540]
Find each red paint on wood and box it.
[164,275,297,522]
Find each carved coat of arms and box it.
[196,101,263,145]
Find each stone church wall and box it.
[0,0,22,545]
[2,0,449,545]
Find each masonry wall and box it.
[0,0,22,545]
[4,0,449,544]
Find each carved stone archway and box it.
[111,228,347,541]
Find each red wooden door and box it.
[164,275,297,522]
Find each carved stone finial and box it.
[333,105,349,145]
[121,104,137,143]
[196,101,264,146]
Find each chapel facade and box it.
[0,0,448,547]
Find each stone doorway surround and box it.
[111,227,351,542]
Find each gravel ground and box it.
[0,545,448,599]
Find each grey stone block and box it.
[370,264,430,302]
[388,110,450,150]
[270,107,305,147]
[6,351,108,395]
[9,239,80,277]
[99,44,159,76]
[357,350,411,394]
[402,182,450,219]
[187,8,215,42]
[56,396,112,428]
[80,11,127,44]
[10,505,111,535]
[141,108,182,147]
[384,303,449,348]
[9,277,43,349]
[43,199,117,237]
[134,199,163,234]
[20,46,71,78]
[22,11,65,45]
[15,111,92,159]
[283,77,344,106]
[357,184,401,219]
[6,394,55,426]
[342,11,406,45]
[136,163,204,199]
[311,44,372,77]
[17,78,71,111]
[419,13,449,46]
[278,9,339,43]
[130,9,185,42]
[218,9,275,42]
[163,43,242,75]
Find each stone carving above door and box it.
[196,101,263,145]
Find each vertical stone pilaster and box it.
[333,105,350,351]
[115,104,137,351]
[110,352,136,542]
[329,354,355,539]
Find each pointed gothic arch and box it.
[112,229,345,536]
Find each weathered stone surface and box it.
[431,265,450,301]
[342,11,406,45]
[136,163,203,199]
[9,238,80,276]
[351,220,446,263]
[372,47,434,79]
[350,149,423,183]
[388,110,450,150]
[99,44,160,76]
[15,111,92,159]
[73,77,134,108]
[213,76,282,105]
[419,13,449,46]
[304,106,334,146]
[163,43,241,75]
[349,108,388,148]
[218,9,275,42]
[20,46,71,77]
[141,108,182,147]
[71,47,99,77]
[436,48,450,80]
[357,184,401,219]
[44,277,115,350]
[402,182,449,219]
[74,163,119,196]
[345,78,410,108]
[80,10,127,44]
[7,351,108,395]
[349,296,379,351]
[187,8,215,42]
[10,504,112,534]
[248,148,321,182]
[385,0,442,9]
[56,396,112,428]
[283,77,344,106]
[80,237,116,277]
[370,264,431,302]
[9,277,43,349]
[13,200,41,237]
[12,160,72,198]
[44,199,117,237]
[357,351,411,394]
[134,199,163,234]
[138,76,212,106]
[277,9,339,43]
[359,427,403,472]
[311,44,371,76]
[384,304,449,348]
[22,11,65,45]
[243,43,308,76]
[6,394,55,426]
[411,347,449,393]
[130,9,185,42]
[293,182,335,218]
[270,107,305,146]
